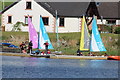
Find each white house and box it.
[1,0,120,33]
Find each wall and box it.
[1,0,82,33]
[3,0,119,33]
[57,17,81,33]
[2,0,54,32]
[116,20,120,25]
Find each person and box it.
[80,52,83,56]
[104,53,108,56]
[88,52,93,56]
[47,49,51,54]
[20,42,26,53]
[41,51,45,55]
[77,49,83,56]
[34,49,41,55]
[28,41,33,54]
[25,40,29,51]
[77,49,80,56]
[44,41,49,54]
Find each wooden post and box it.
[2,25,5,31]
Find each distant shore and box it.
[0,52,107,60]
[2,32,119,56]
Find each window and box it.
[8,16,12,23]
[59,17,64,27]
[25,16,32,25]
[96,2,100,6]
[26,2,31,9]
[107,20,116,25]
[42,17,49,25]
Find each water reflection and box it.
[2,56,118,78]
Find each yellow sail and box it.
[80,16,90,51]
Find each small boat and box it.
[79,16,106,54]
[107,56,120,60]
[0,43,19,48]
[28,16,54,49]
[30,54,50,58]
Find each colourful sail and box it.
[80,16,90,51]
[28,16,38,48]
[38,16,54,49]
[90,16,106,52]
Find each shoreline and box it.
[50,55,107,60]
[0,52,108,60]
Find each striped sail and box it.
[28,16,38,48]
[90,16,106,52]
[38,16,54,49]
[80,16,90,51]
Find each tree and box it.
[114,27,120,34]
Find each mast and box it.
[56,10,59,48]
[38,15,41,49]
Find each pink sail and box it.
[28,16,38,48]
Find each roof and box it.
[97,2,120,19]
[0,0,20,14]
[34,1,120,19]
[1,0,120,19]
[37,2,90,17]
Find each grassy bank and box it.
[1,31,119,56]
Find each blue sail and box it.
[90,16,106,52]
[38,16,54,49]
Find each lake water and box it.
[1,56,119,78]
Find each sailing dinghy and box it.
[28,16,38,48]
[28,16,53,49]
[80,16,106,54]
[28,16,53,57]
[38,16,54,49]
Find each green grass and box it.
[1,32,119,56]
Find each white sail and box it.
[90,16,107,52]
[38,16,54,49]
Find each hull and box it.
[107,56,120,60]
[30,54,50,58]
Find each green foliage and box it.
[101,25,112,33]
[0,1,15,11]
[0,1,3,11]
[0,15,1,26]
[12,22,25,31]
[114,27,120,34]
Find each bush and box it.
[114,27,120,34]
[98,24,114,33]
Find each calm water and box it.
[2,56,119,78]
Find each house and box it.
[1,0,120,33]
